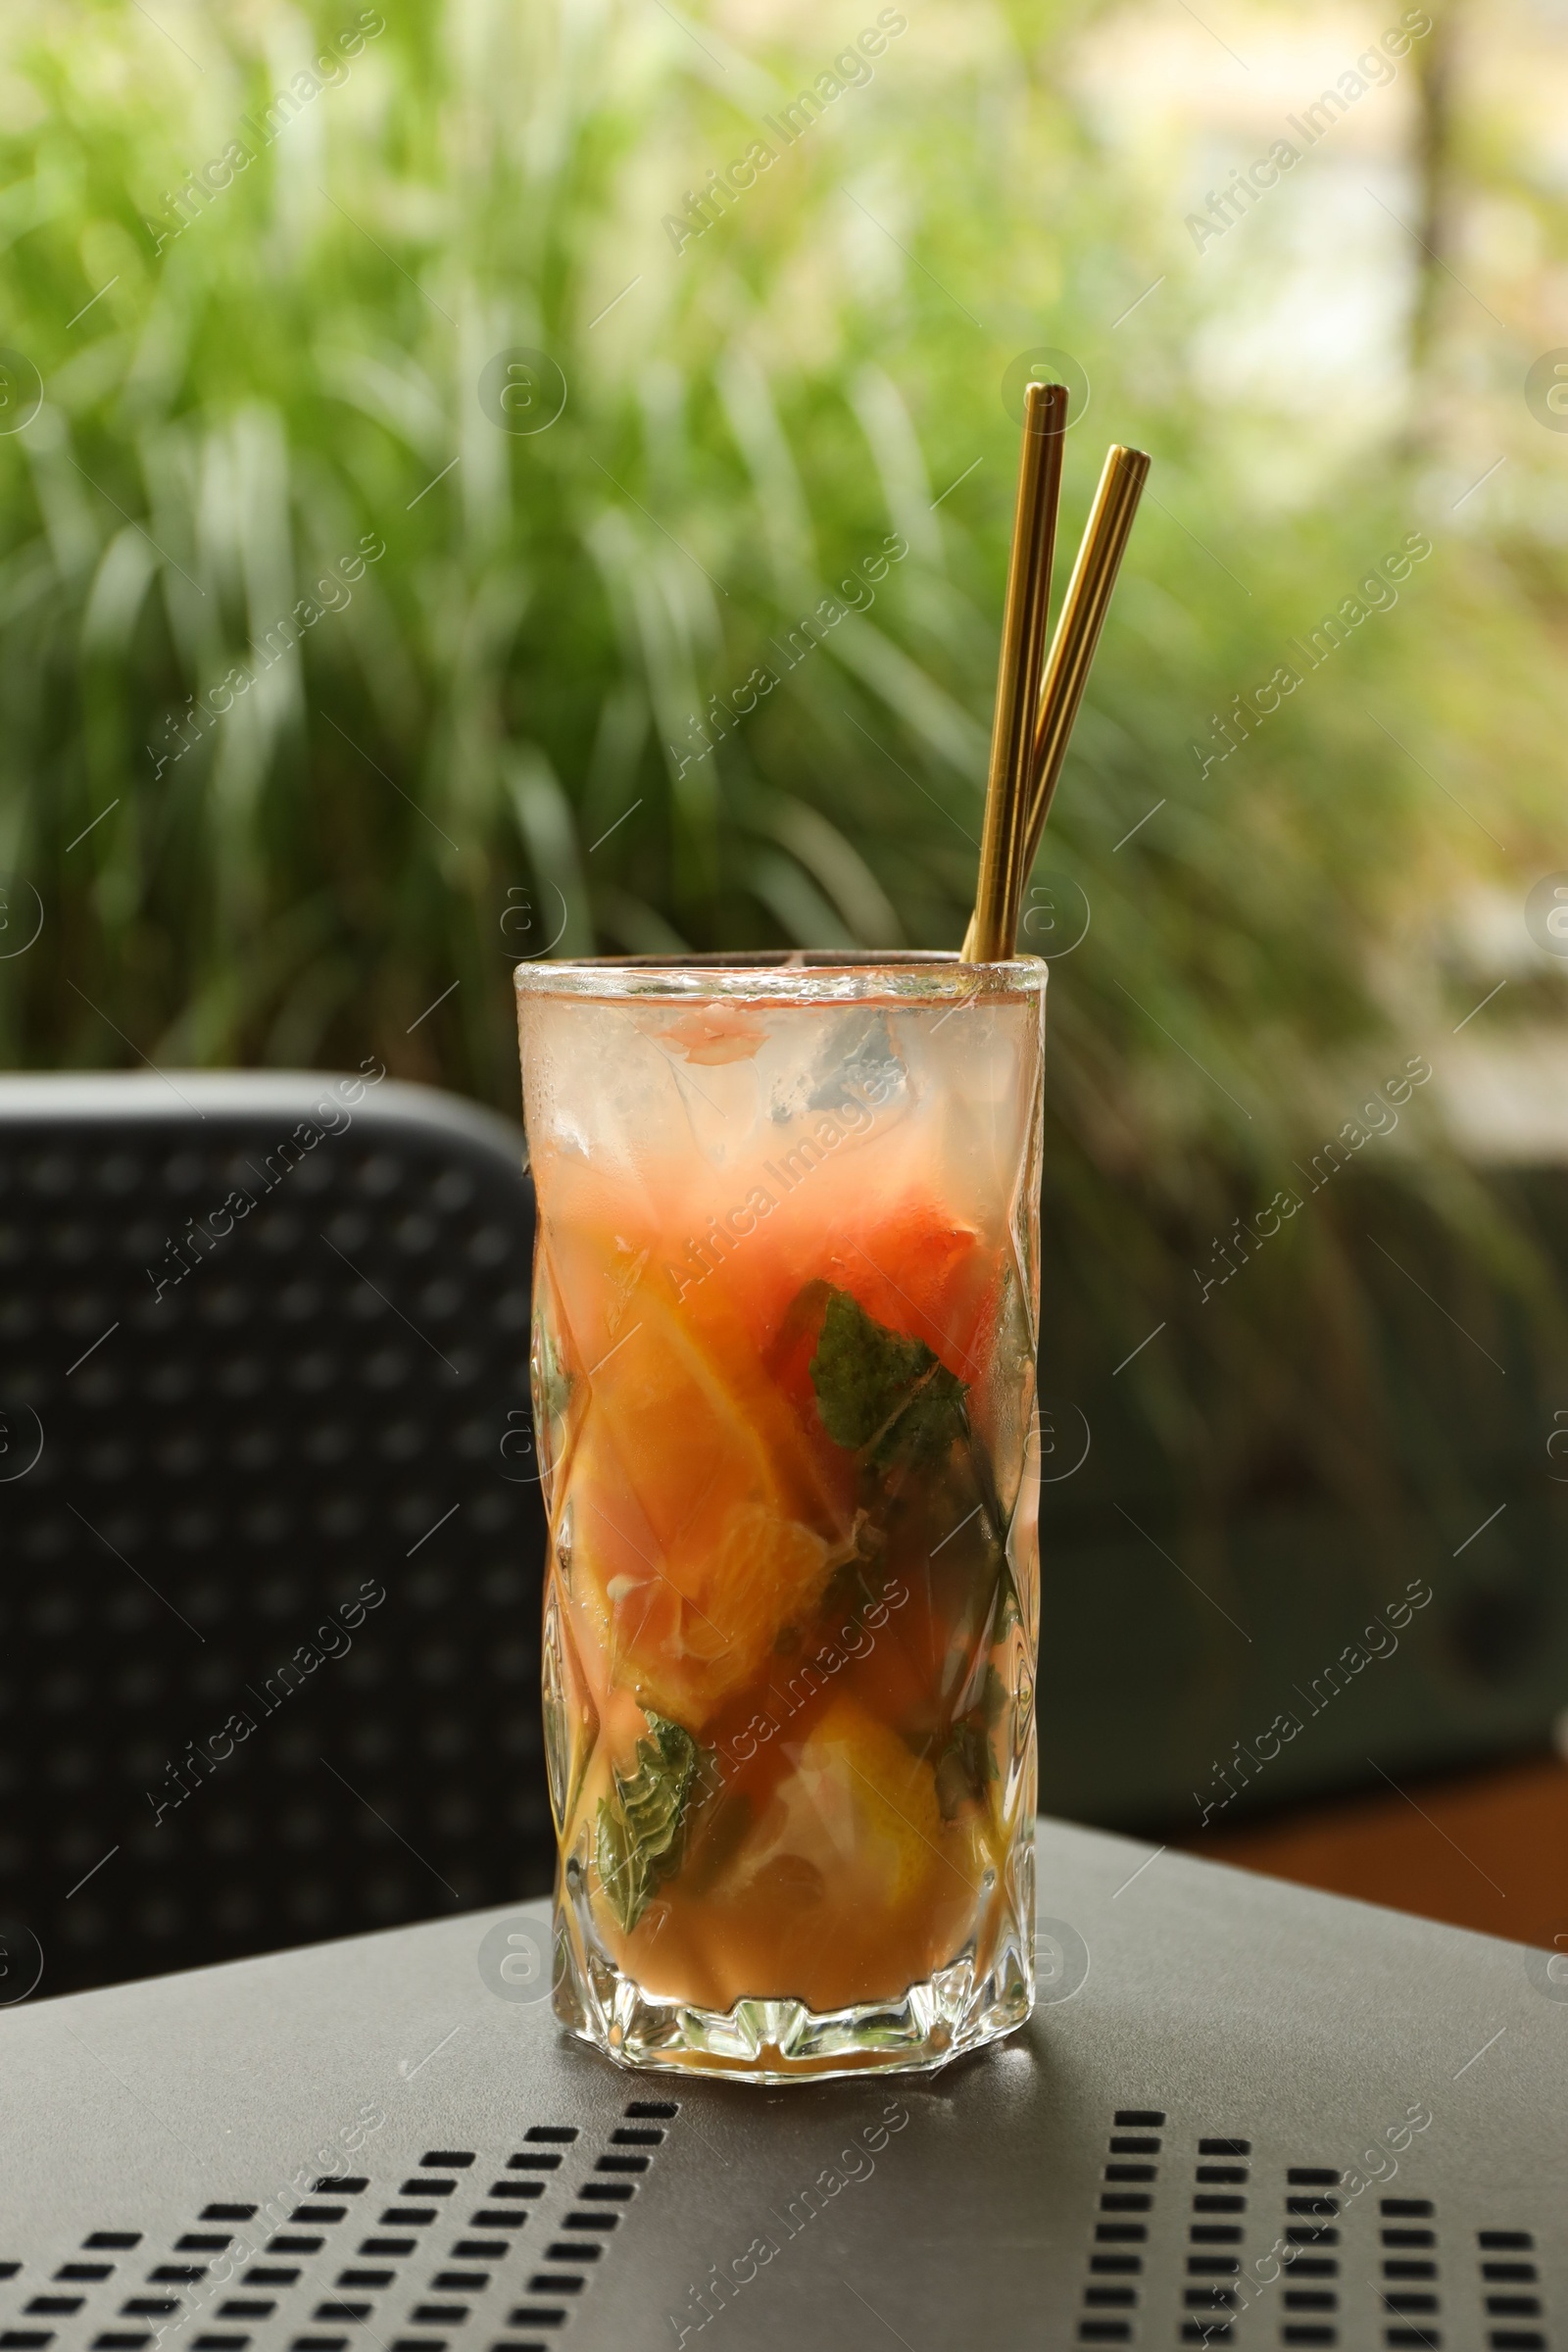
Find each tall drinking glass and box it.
[515,951,1046,2080]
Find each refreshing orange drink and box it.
[515,951,1046,2079]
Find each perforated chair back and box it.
[0,1069,548,1999]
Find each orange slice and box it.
[568,1289,838,1728]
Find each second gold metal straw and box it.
[1019,442,1151,881]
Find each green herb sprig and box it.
[596,1711,711,1934]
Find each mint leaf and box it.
[935,1718,997,1819]
[934,1668,1007,1820]
[808,1285,970,1470]
[595,1711,710,1934]
[532,1313,571,1421]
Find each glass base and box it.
[552,1881,1035,2083]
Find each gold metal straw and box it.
[963,380,1068,964]
[1018,442,1151,885]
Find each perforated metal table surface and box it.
[1,1820,1561,2352]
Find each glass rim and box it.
[512,949,1047,1004]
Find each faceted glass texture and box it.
[516,953,1046,2080]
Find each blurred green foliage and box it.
[2,0,1566,1642]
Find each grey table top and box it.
[1,1818,1561,2351]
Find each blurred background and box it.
[2,0,1567,1992]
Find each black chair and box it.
[0,1069,550,1999]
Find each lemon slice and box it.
[733,1693,948,1914]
